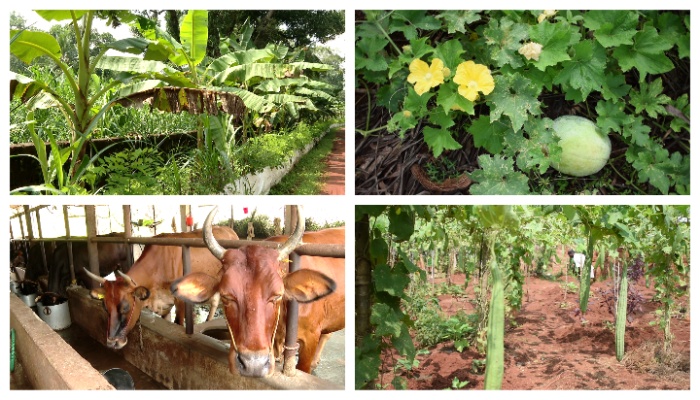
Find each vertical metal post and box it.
[23,205,33,239]
[283,251,301,376]
[19,207,27,238]
[122,206,133,270]
[35,209,49,273]
[84,205,100,276]
[63,206,76,285]
[182,245,194,335]
[282,205,300,376]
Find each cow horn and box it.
[83,267,106,284]
[277,206,305,261]
[204,206,226,260]
[116,270,137,287]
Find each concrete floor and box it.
[313,329,345,387]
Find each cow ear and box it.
[134,286,150,301]
[90,288,105,300]
[284,269,336,303]
[171,272,219,303]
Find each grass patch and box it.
[269,127,338,195]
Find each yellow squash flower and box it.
[453,61,495,102]
[407,58,445,95]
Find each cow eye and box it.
[269,294,283,303]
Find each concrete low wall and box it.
[9,294,114,390]
[222,123,343,195]
[68,286,341,390]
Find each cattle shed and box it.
[10,204,345,390]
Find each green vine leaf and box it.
[527,20,580,70]
[583,10,639,48]
[373,265,411,298]
[436,82,474,115]
[489,72,542,132]
[437,10,481,34]
[626,143,675,194]
[601,73,631,102]
[389,11,442,40]
[389,206,415,242]
[629,78,671,119]
[612,24,674,80]
[355,36,389,71]
[434,39,465,71]
[595,100,634,134]
[553,40,607,102]
[468,115,508,154]
[622,116,652,147]
[469,154,531,195]
[517,117,560,174]
[483,17,529,68]
[423,126,462,158]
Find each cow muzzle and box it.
[106,335,128,350]
[235,351,273,377]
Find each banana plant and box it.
[10,10,138,193]
[104,10,339,141]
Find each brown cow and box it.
[265,226,345,373]
[85,226,239,350]
[171,207,345,377]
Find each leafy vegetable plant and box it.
[355,10,689,195]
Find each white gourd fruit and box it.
[551,115,611,177]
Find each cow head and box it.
[85,269,150,350]
[171,206,336,378]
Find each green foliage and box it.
[92,148,165,195]
[237,121,331,174]
[356,10,690,194]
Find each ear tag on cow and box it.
[96,293,105,300]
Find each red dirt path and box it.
[321,128,345,195]
[379,271,690,390]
